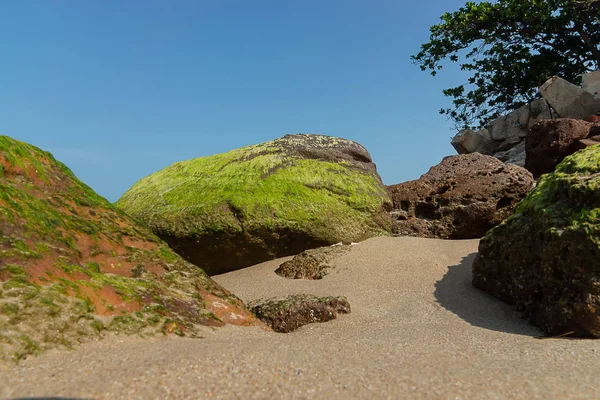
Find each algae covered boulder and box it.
[472,145,600,337]
[117,134,392,275]
[0,135,263,363]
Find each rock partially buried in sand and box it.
[473,145,600,337]
[388,153,534,239]
[0,135,263,363]
[275,244,351,280]
[249,294,351,333]
[116,134,392,275]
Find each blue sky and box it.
[1,0,470,202]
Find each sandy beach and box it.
[1,236,598,399]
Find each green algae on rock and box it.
[472,145,600,337]
[116,134,392,275]
[0,135,264,364]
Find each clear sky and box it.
[1,0,470,202]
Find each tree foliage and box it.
[412,0,600,129]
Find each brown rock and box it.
[585,114,600,123]
[525,118,593,177]
[248,294,351,333]
[388,153,534,239]
[275,245,351,280]
[573,138,600,151]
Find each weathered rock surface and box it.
[582,70,600,99]
[525,119,594,177]
[388,153,534,239]
[0,136,263,363]
[451,99,554,166]
[275,244,351,280]
[539,76,600,120]
[451,128,495,155]
[117,134,392,275]
[472,145,600,337]
[487,98,554,148]
[248,294,351,333]
[493,140,526,167]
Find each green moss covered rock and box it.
[472,145,600,337]
[0,135,263,364]
[117,134,392,274]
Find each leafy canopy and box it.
[412,0,600,129]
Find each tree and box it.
[411,0,600,129]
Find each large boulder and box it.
[388,153,534,239]
[472,145,600,337]
[539,76,600,120]
[117,134,392,275]
[451,128,496,155]
[0,136,263,363]
[525,118,594,177]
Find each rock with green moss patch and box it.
[472,145,600,337]
[0,135,264,364]
[117,134,392,275]
[275,244,351,280]
[248,294,351,333]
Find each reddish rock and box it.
[585,114,600,123]
[388,153,534,239]
[573,138,600,151]
[0,135,265,363]
[525,119,593,177]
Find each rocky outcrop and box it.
[451,71,600,172]
[388,153,534,239]
[525,119,594,177]
[248,294,351,333]
[539,75,600,120]
[275,244,351,280]
[117,134,392,275]
[472,145,600,337]
[0,136,263,363]
[451,99,555,167]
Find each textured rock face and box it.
[525,119,594,177]
[472,145,600,337]
[117,134,392,275]
[540,76,600,120]
[275,245,351,280]
[248,294,351,333]
[0,136,263,363]
[388,153,534,239]
[450,99,554,165]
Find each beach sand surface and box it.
[1,237,598,399]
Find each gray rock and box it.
[493,140,526,167]
[451,128,496,155]
[486,99,553,147]
[539,76,600,120]
[582,70,600,98]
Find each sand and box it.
[1,236,598,399]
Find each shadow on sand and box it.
[434,253,541,337]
